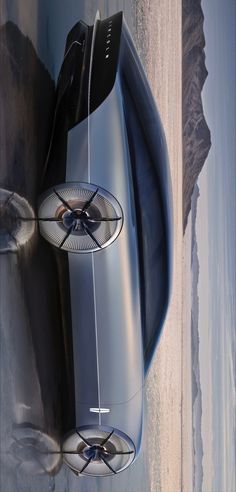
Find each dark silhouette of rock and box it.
[183,0,211,232]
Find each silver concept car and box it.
[37,11,173,477]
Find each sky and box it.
[196,0,236,490]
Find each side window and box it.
[119,25,172,372]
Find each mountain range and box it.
[182,0,211,232]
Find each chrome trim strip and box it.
[63,40,82,62]
[92,251,101,424]
[89,408,110,414]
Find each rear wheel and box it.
[62,425,135,476]
[38,182,123,253]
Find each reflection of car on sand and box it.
[36,11,173,477]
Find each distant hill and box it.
[182,0,211,232]
[191,184,203,492]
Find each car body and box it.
[38,11,173,477]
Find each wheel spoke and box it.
[79,456,93,474]
[53,188,74,212]
[62,450,85,456]
[84,216,122,223]
[76,430,93,447]
[38,450,82,456]
[59,224,74,249]
[38,217,63,222]
[100,429,114,447]
[81,189,98,212]
[100,455,117,474]
[17,217,62,223]
[103,450,134,456]
[81,221,101,249]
